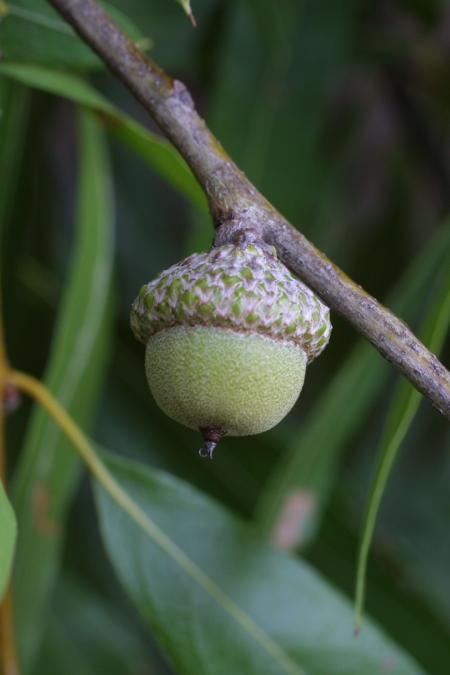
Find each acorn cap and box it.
[130,242,331,363]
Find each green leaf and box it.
[11,111,115,668]
[35,575,155,675]
[354,249,450,630]
[303,496,450,674]
[0,62,207,212]
[0,0,144,69]
[255,221,450,547]
[0,481,16,600]
[0,62,112,108]
[209,1,359,227]
[95,451,424,675]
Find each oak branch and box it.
[49,0,450,420]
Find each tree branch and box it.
[48,0,450,420]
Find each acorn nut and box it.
[130,241,331,458]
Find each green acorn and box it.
[131,240,331,457]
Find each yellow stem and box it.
[8,369,303,675]
[9,370,119,497]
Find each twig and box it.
[48,0,450,419]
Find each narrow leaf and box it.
[0,62,207,212]
[0,482,16,600]
[95,451,424,675]
[11,111,115,668]
[209,1,359,224]
[0,80,26,604]
[35,576,153,675]
[256,220,450,548]
[0,0,144,69]
[355,250,450,630]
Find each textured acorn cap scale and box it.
[131,241,331,457]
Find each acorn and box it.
[130,240,331,458]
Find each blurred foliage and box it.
[0,0,144,67]
[1,0,450,674]
[355,237,450,629]
[35,574,163,675]
[10,111,115,668]
[96,451,423,675]
[0,481,15,600]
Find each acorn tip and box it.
[198,426,226,460]
[199,441,216,459]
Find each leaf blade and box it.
[0,62,207,212]
[354,249,450,630]
[95,450,424,675]
[35,575,155,675]
[11,110,115,668]
[256,220,450,547]
[0,0,144,69]
[0,482,16,601]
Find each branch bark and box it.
[48,0,450,420]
